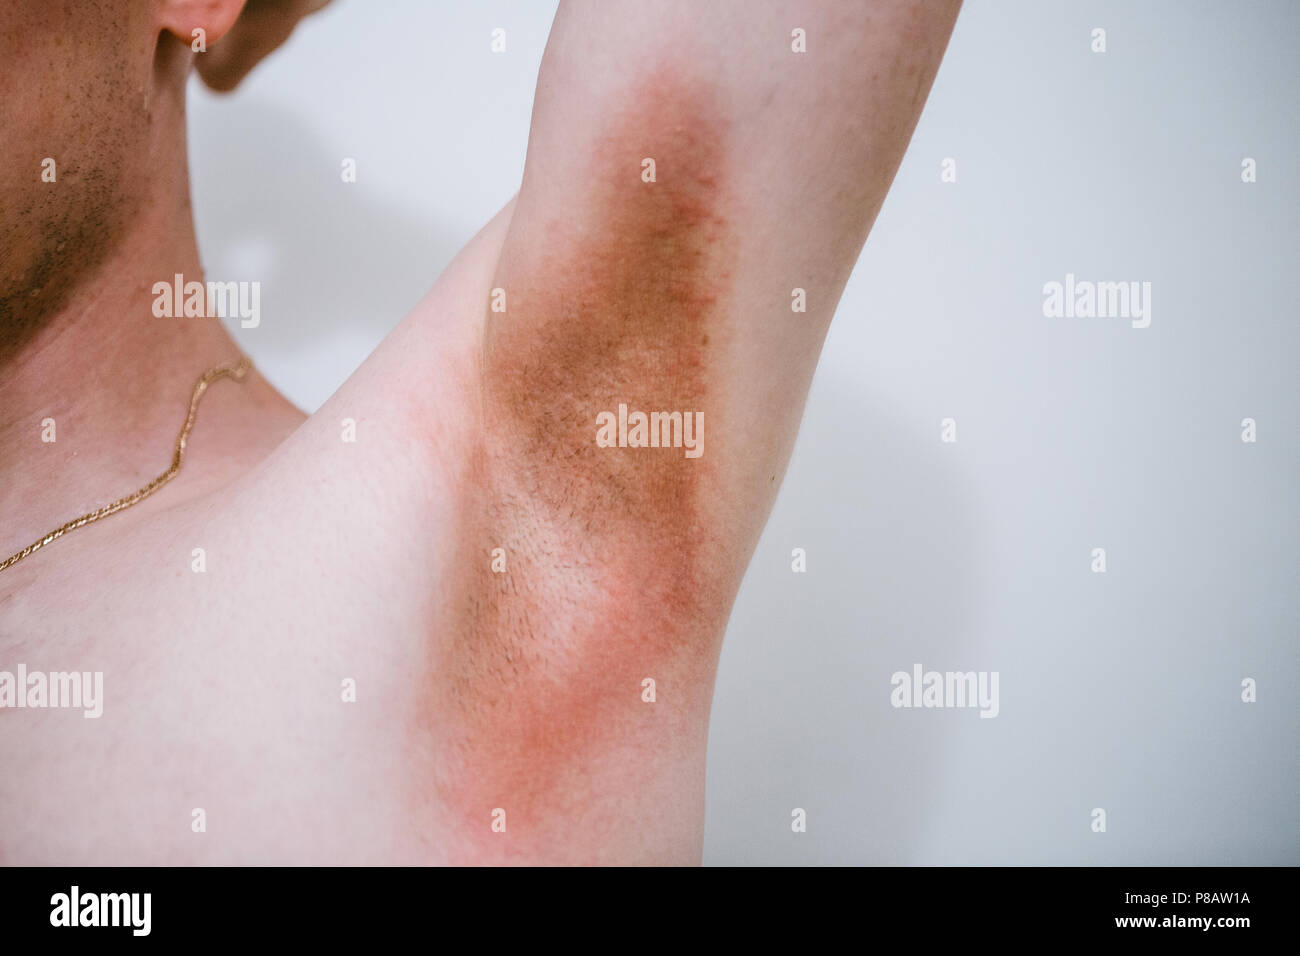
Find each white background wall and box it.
[190,0,1299,865]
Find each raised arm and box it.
[362,0,962,863]
[476,0,961,637]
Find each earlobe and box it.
[157,0,248,49]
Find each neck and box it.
[0,151,303,557]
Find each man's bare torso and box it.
[0,205,616,864]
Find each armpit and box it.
[419,76,744,853]
[481,69,739,546]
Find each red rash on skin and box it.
[421,75,742,859]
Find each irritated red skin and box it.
[423,74,743,863]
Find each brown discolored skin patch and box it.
[424,73,742,860]
[482,77,734,533]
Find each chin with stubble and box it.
[0,0,163,363]
[0,169,130,363]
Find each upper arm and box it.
[483,0,962,577]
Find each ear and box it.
[157,0,248,49]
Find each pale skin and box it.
[0,0,960,864]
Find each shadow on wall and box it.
[705,367,983,865]
[187,92,465,412]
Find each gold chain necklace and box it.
[0,357,252,574]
